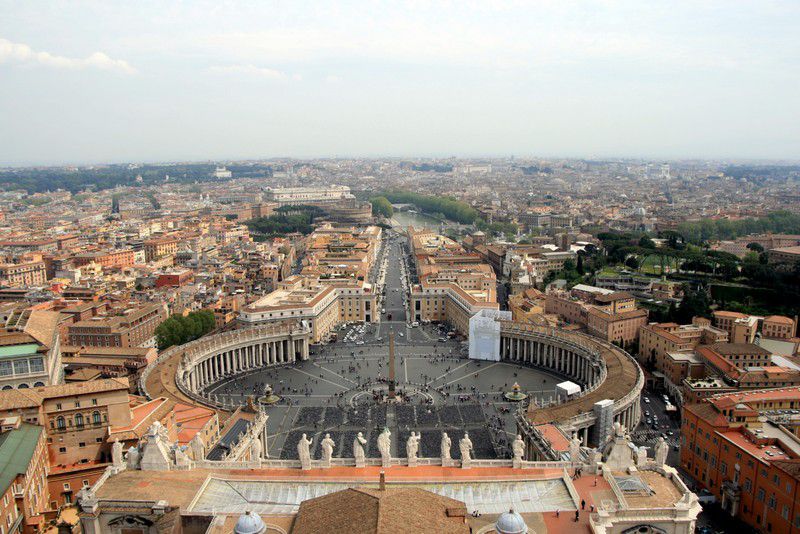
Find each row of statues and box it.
[297,428,527,469]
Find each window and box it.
[62,483,70,491]
[56,416,65,430]
[58,447,66,453]
[78,442,85,448]
[74,413,84,428]
[74,401,80,408]
[757,488,765,501]
[55,403,61,410]
[782,505,790,520]
[744,478,752,492]
[91,398,97,406]
[92,411,101,425]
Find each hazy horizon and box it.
[2,1,799,165]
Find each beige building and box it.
[0,261,47,287]
[0,378,132,507]
[239,276,379,342]
[545,287,648,346]
[0,310,63,390]
[639,319,728,369]
[407,227,498,335]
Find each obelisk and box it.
[388,331,396,399]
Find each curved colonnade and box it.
[499,321,643,456]
[140,319,642,450]
[140,321,312,409]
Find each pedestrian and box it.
[581,499,585,510]
[555,509,559,518]
[574,510,579,522]
[590,504,594,513]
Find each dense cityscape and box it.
[0,159,796,534]
[2,1,800,533]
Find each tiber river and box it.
[390,209,444,229]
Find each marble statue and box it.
[441,432,452,465]
[614,421,625,438]
[655,437,668,467]
[378,428,392,467]
[569,433,581,462]
[140,422,173,471]
[174,446,191,468]
[636,445,648,466]
[190,434,205,461]
[111,438,124,470]
[459,432,473,468]
[297,433,313,470]
[126,446,140,470]
[512,435,525,466]
[406,432,419,465]
[251,437,263,462]
[321,433,335,467]
[354,432,367,467]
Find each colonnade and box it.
[500,328,643,451]
[499,334,600,387]
[187,336,309,393]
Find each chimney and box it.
[379,470,386,491]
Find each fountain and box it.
[258,384,282,405]
[504,382,528,402]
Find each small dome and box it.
[495,509,528,534]
[234,511,266,534]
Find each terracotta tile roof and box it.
[712,342,771,356]
[22,310,61,347]
[0,378,129,411]
[292,487,469,534]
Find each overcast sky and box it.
[1,1,799,165]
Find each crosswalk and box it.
[630,428,680,449]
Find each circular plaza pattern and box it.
[202,323,564,461]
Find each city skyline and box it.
[2,1,800,165]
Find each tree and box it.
[625,256,640,270]
[746,242,764,253]
[155,309,216,350]
[576,253,585,275]
[638,236,656,249]
[369,196,394,218]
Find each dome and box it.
[495,509,528,534]
[234,511,266,534]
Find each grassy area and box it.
[639,254,680,275]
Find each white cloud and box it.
[0,38,136,74]
[208,64,289,80]
[325,75,342,84]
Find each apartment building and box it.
[66,303,168,348]
[763,315,797,340]
[0,418,49,534]
[72,249,136,269]
[143,237,179,262]
[681,387,800,532]
[639,318,729,369]
[407,227,499,335]
[0,379,131,507]
[239,276,378,342]
[0,310,63,390]
[544,285,648,346]
[713,311,759,344]
[0,262,46,288]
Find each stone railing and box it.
[602,466,629,509]
[189,457,580,471]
